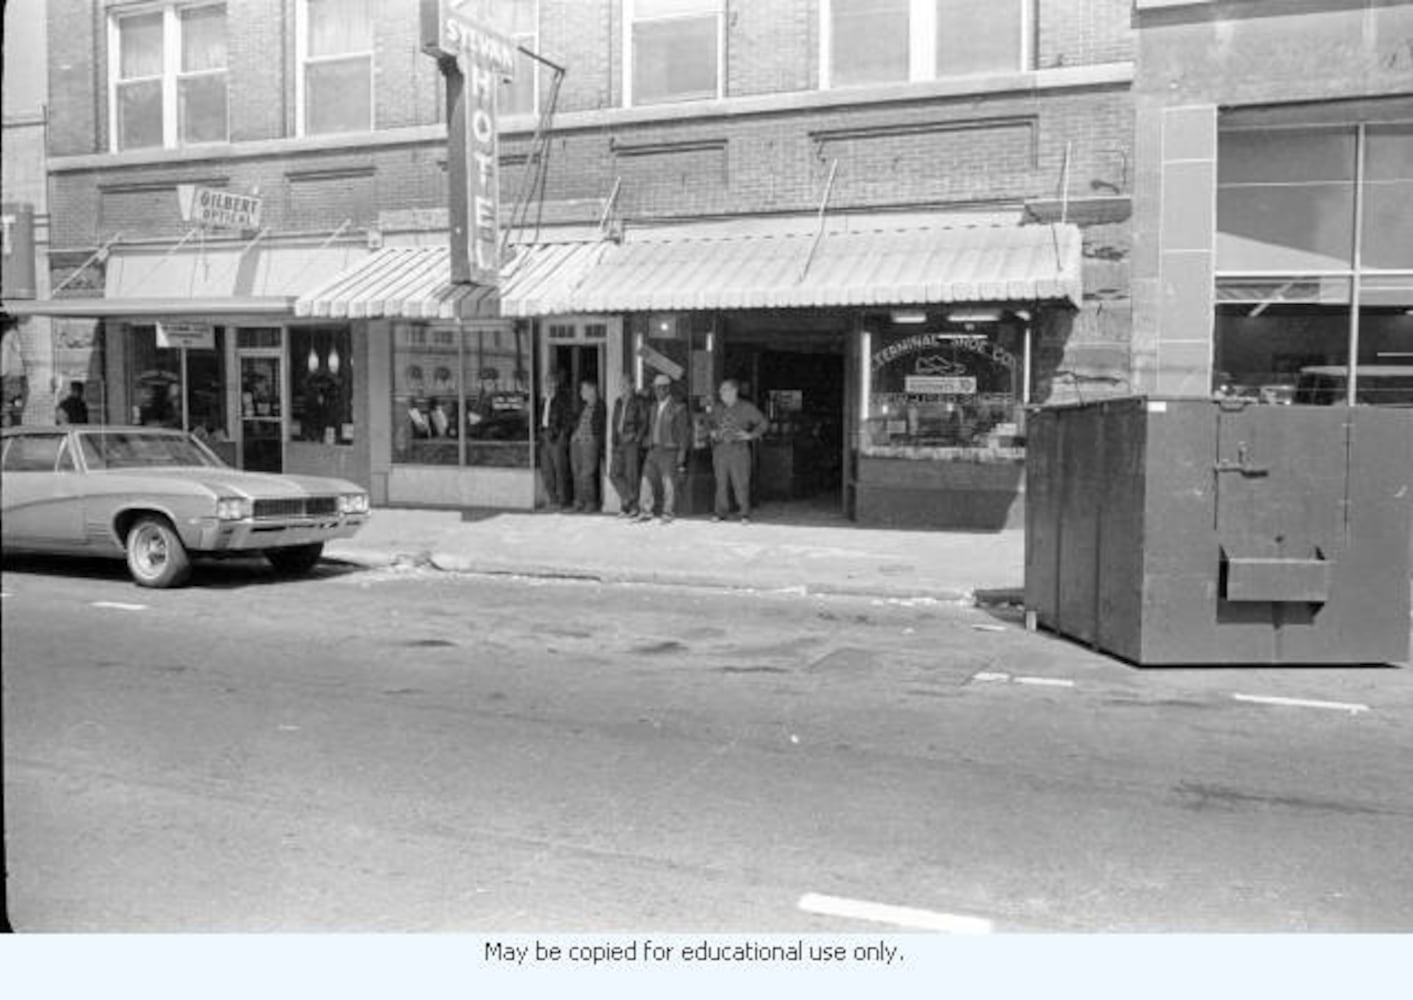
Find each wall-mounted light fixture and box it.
[890,309,928,324]
[307,344,319,374]
[947,309,1002,324]
[328,344,341,375]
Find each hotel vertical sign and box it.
[422,0,517,286]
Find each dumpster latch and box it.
[1214,442,1269,477]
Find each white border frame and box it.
[108,2,229,153]
[294,0,376,138]
[621,0,726,110]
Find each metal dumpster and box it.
[1024,397,1413,666]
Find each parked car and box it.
[1,425,370,588]
[1294,365,1413,406]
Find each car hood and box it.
[92,467,364,498]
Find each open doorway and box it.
[720,314,848,523]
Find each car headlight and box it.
[338,493,370,515]
[216,497,252,521]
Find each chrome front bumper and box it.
[185,513,369,552]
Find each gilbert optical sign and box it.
[423,0,517,286]
[178,185,263,231]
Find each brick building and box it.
[10,0,1141,526]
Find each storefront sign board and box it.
[177,185,262,231]
[157,321,216,351]
[905,375,977,396]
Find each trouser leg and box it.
[623,445,642,513]
[728,444,752,517]
[713,446,735,517]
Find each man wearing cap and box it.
[635,374,689,523]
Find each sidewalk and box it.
[326,506,1025,602]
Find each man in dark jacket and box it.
[608,373,648,517]
[635,373,690,523]
[570,379,607,512]
[538,368,575,510]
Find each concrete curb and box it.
[326,546,980,603]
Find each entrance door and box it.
[238,351,284,473]
[551,343,603,394]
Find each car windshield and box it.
[77,430,226,470]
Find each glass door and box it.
[238,351,284,472]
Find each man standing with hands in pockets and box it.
[708,379,767,524]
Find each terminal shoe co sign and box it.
[422,0,518,287]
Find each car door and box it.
[0,432,88,551]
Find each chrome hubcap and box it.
[132,526,168,576]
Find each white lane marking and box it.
[972,671,1011,683]
[91,601,148,611]
[1,591,12,599]
[1232,693,1369,715]
[798,892,993,934]
[1014,676,1076,688]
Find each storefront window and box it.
[463,325,532,468]
[1214,118,1413,402]
[127,323,228,438]
[392,323,531,468]
[290,326,353,445]
[863,316,1026,457]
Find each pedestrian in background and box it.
[571,379,606,512]
[56,381,90,425]
[609,373,648,517]
[708,378,767,523]
[538,368,575,510]
[635,374,689,524]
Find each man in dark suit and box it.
[635,373,690,524]
[608,373,648,517]
[537,368,575,510]
[570,379,607,512]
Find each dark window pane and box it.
[179,74,228,144]
[633,15,719,104]
[463,325,532,467]
[1216,183,1355,271]
[119,12,164,79]
[392,323,462,465]
[1213,304,1350,403]
[181,5,226,72]
[305,57,372,134]
[1217,128,1356,184]
[936,0,1023,76]
[118,79,164,150]
[290,327,354,445]
[833,0,909,86]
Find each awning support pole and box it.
[798,158,839,284]
[50,233,124,297]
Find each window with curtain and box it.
[935,0,1024,77]
[113,5,228,151]
[831,0,910,87]
[178,5,228,145]
[499,0,538,117]
[630,0,724,106]
[302,0,374,135]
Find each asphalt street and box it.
[3,554,1412,932]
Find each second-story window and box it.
[111,4,228,151]
[627,0,724,107]
[299,0,374,135]
[823,0,1029,89]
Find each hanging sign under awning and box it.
[157,321,216,350]
[637,344,685,381]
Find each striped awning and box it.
[293,240,606,321]
[571,219,1084,312]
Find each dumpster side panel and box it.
[1137,401,1226,664]
[1056,404,1105,645]
[1335,407,1413,663]
[1095,399,1149,662]
[1213,406,1350,663]
[1024,409,1061,629]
